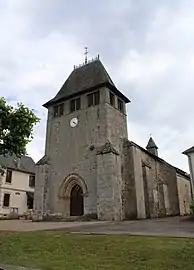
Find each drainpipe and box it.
[188,155,194,200]
[0,166,5,210]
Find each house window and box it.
[70,97,81,112]
[27,192,34,209]
[109,92,115,106]
[6,170,12,184]
[29,175,35,188]
[117,98,124,112]
[3,193,10,207]
[53,103,64,117]
[87,91,100,107]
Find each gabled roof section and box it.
[0,154,35,174]
[43,59,130,108]
[183,146,194,155]
[123,139,190,180]
[146,137,158,150]
[36,155,50,165]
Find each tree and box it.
[0,97,40,157]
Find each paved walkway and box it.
[65,216,194,238]
[0,219,107,232]
[0,217,194,238]
[0,264,41,270]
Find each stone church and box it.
[34,57,192,221]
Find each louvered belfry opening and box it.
[70,184,84,216]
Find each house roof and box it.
[43,59,130,108]
[0,154,35,174]
[182,146,194,155]
[146,137,158,150]
[36,155,50,165]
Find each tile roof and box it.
[0,154,35,174]
[36,155,50,165]
[43,59,130,107]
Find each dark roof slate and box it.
[183,146,194,155]
[146,137,158,149]
[36,155,50,165]
[0,154,35,174]
[43,59,130,107]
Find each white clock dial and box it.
[70,117,78,128]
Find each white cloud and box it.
[116,3,194,171]
[0,2,84,162]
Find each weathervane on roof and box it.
[84,47,88,64]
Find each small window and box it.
[53,103,64,118]
[109,92,115,106]
[59,103,64,116]
[53,105,59,117]
[70,98,81,112]
[87,91,100,107]
[118,98,124,112]
[3,193,10,207]
[94,91,100,105]
[87,93,93,107]
[29,175,35,188]
[6,170,12,184]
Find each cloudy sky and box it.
[0,0,193,172]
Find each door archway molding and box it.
[58,173,88,199]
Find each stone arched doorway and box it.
[70,184,83,216]
[58,173,88,217]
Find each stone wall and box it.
[34,161,50,214]
[122,139,137,219]
[96,149,123,221]
[122,141,182,219]
[177,173,192,215]
[38,86,128,217]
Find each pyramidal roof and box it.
[43,59,130,108]
[183,146,194,155]
[146,137,158,150]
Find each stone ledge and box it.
[96,141,119,156]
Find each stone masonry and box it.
[34,58,192,221]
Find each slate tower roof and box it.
[183,146,194,155]
[146,137,158,150]
[43,59,130,108]
[146,137,158,156]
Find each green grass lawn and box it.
[0,232,194,270]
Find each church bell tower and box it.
[34,55,131,220]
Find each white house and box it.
[0,155,35,216]
[183,146,194,199]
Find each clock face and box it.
[70,117,78,128]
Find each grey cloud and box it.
[0,0,194,171]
